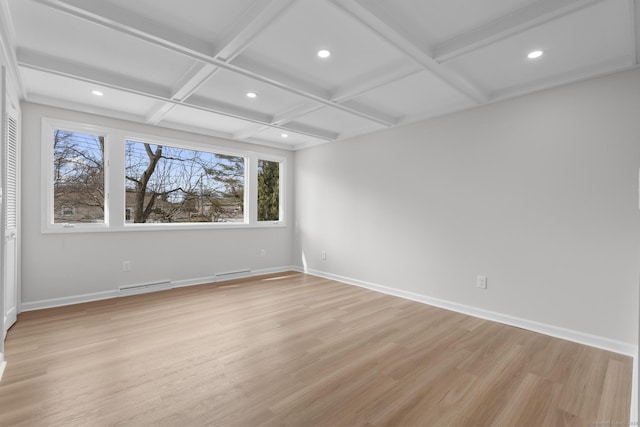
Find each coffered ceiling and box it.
[2,0,638,150]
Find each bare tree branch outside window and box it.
[53,130,105,223]
[125,141,245,223]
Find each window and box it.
[125,141,245,224]
[42,118,286,232]
[257,159,280,221]
[52,129,105,224]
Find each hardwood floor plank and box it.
[596,358,633,424]
[0,272,632,426]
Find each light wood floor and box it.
[0,272,632,426]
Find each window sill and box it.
[42,221,286,234]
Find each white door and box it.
[2,82,18,333]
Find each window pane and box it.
[257,159,280,221]
[53,130,105,223]
[125,141,245,224]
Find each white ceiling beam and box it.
[26,93,148,124]
[17,49,171,98]
[35,0,215,58]
[331,62,422,103]
[18,51,335,142]
[186,95,273,125]
[328,0,488,104]
[223,56,396,127]
[233,122,336,143]
[219,61,397,127]
[214,0,296,62]
[145,103,175,125]
[171,62,218,102]
[35,0,394,128]
[226,60,410,133]
[238,62,412,130]
[339,100,399,125]
[272,102,323,126]
[229,55,330,100]
[232,124,271,141]
[233,102,326,141]
[490,56,635,102]
[282,122,339,141]
[147,62,220,125]
[434,0,604,63]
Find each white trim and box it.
[20,266,297,311]
[41,118,110,233]
[256,156,286,225]
[42,221,287,234]
[21,290,119,312]
[295,266,637,357]
[0,354,5,382]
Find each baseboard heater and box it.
[214,269,251,281]
[118,280,172,297]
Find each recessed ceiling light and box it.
[246,92,257,98]
[317,49,331,58]
[527,50,544,59]
[281,133,289,138]
[92,90,104,96]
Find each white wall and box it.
[294,68,640,346]
[21,103,294,304]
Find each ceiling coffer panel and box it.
[21,67,164,118]
[442,0,634,97]
[190,68,319,118]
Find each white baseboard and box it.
[21,290,119,312]
[172,267,296,288]
[20,266,297,312]
[295,266,637,357]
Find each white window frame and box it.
[41,118,110,232]
[122,135,250,229]
[256,155,286,225]
[41,117,287,233]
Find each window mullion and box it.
[247,155,258,225]
[106,133,126,227]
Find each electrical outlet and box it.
[123,261,131,272]
[322,250,327,260]
[260,249,266,257]
[477,275,487,289]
